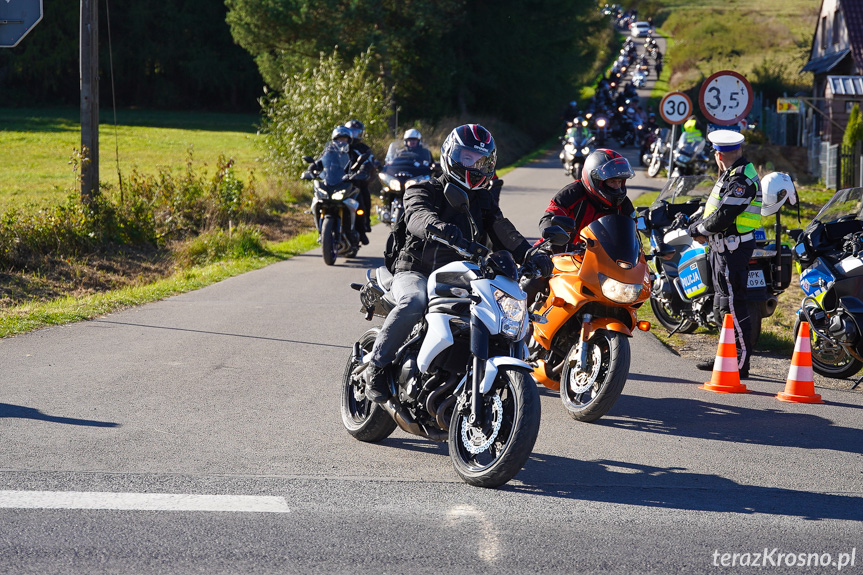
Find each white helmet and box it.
[761,172,798,216]
[403,128,422,142]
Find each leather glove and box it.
[529,252,555,278]
[435,223,463,244]
[687,222,702,238]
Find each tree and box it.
[259,48,392,177]
[843,103,862,149]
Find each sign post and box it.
[80,0,99,200]
[0,0,43,48]
[659,91,692,181]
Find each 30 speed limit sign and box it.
[659,92,692,125]
[698,70,753,125]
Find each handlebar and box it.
[425,224,489,260]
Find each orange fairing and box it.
[531,222,651,351]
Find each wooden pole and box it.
[80,0,99,200]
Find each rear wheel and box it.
[449,367,540,488]
[560,330,630,422]
[794,316,863,379]
[747,301,763,347]
[340,328,397,442]
[321,216,337,266]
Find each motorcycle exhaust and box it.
[383,398,448,442]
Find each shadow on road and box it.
[512,454,863,521]
[0,403,119,427]
[91,320,352,350]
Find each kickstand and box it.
[852,373,863,390]
[667,318,686,337]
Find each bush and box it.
[843,104,863,148]
[174,225,267,267]
[259,48,393,178]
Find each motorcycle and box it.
[790,186,863,381]
[643,128,670,177]
[301,146,371,266]
[376,150,433,226]
[636,175,792,343]
[528,214,652,422]
[341,183,570,487]
[670,137,711,177]
[559,132,595,179]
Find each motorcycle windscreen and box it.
[654,175,714,206]
[808,187,863,228]
[581,214,641,265]
[318,145,353,188]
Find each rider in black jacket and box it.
[345,120,375,244]
[364,124,553,403]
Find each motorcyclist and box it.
[687,130,763,379]
[681,117,704,145]
[345,119,375,244]
[385,128,433,167]
[565,116,592,141]
[363,124,554,403]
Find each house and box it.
[800,0,863,185]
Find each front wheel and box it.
[321,216,338,266]
[650,294,697,334]
[794,316,863,379]
[560,329,630,422]
[647,154,662,177]
[449,367,540,488]
[340,328,397,442]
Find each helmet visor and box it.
[451,144,495,176]
[593,156,634,183]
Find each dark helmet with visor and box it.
[345,119,365,141]
[581,148,634,207]
[440,124,497,190]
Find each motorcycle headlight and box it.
[495,289,527,339]
[677,154,691,162]
[331,191,345,201]
[581,147,591,155]
[596,119,607,128]
[598,273,642,304]
[389,179,402,191]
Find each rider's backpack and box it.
[383,214,407,274]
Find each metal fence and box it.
[822,141,839,189]
[840,141,862,188]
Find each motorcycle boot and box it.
[364,362,390,403]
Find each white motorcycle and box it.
[341,184,568,488]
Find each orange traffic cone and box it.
[776,321,824,404]
[700,314,750,393]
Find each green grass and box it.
[0,231,318,339]
[0,108,262,211]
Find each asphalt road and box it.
[2,35,862,575]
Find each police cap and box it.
[707,130,745,152]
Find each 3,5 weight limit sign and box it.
[698,70,753,126]
[659,92,692,125]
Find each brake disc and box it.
[460,394,503,455]
[569,345,602,394]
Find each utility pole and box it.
[80,0,99,200]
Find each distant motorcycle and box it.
[377,149,433,226]
[301,146,371,266]
[643,127,670,177]
[670,137,711,177]
[790,186,863,381]
[559,132,595,179]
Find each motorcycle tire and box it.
[573,162,584,180]
[449,367,540,488]
[793,316,863,379]
[321,216,338,266]
[340,328,397,442]
[747,301,763,348]
[650,296,697,334]
[560,329,630,423]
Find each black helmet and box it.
[440,124,497,190]
[345,119,365,141]
[581,148,634,208]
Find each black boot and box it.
[358,230,370,245]
[695,359,714,371]
[364,363,390,403]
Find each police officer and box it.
[687,130,762,378]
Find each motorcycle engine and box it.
[829,312,859,344]
[398,354,421,400]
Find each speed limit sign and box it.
[659,92,692,125]
[698,70,753,126]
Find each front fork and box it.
[469,315,488,425]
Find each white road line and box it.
[0,490,290,513]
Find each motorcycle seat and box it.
[375,266,395,291]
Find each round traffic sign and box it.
[659,92,692,125]
[698,70,753,126]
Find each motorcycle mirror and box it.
[443,183,470,214]
[542,225,571,247]
[302,155,315,164]
[550,215,576,233]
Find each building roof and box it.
[802,48,852,73]
[827,75,863,95]
[843,0,863,70]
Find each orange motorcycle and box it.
[529,214,651,422]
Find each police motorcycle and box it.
[377,142,433,226]
[559,120,595,179]
[636,175,792,342]
[789,185,863,382]
[341,184,570,487]
[301,142,372,266]
[670,137,711,177]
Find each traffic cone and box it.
[776,321,824,404]
[700,314,750,393]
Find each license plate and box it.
[747,269,766,288]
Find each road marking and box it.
[0,491,290,513]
